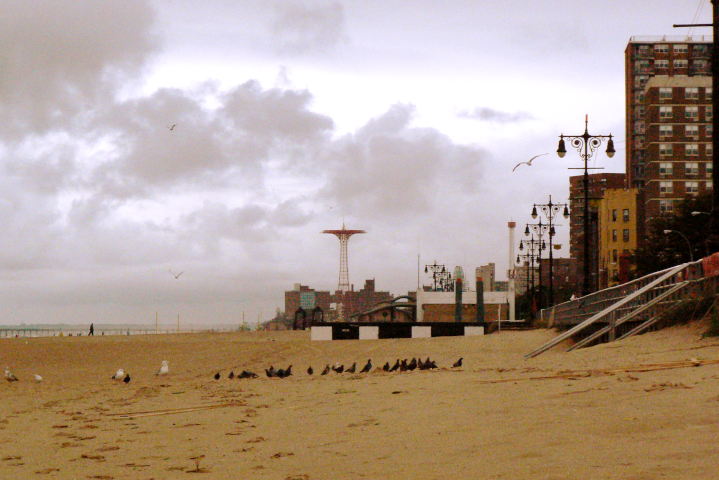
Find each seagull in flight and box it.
[169,269,184,279]
[168,123,176,131]
[512,153,549,172]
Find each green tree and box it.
[633,193,712,277]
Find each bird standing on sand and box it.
[389,359,400,372]
[228,371,235,379]
[123,373,131,384]
[512,153,549,172]
[307,366,313,375]
[452,357,463,368]
[360,359,372,373]
[332,363,344,374]
[5,367,18,382]
[346,362,357,374]
[321,365,330,375]
[382,362,390,372]
[34,374,43,382]
[214,372,221,380]
[156,360,169,376]
[265,366,275,378]
[112,368,125,380]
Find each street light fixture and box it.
[557,115,614,296]
[519,235,545,314]
[663,229,693,262]
[531,195,570,306]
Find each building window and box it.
[659,125,673,138]
[706,105,713,120]
[612,249,618,263]
[708,163,714,175]
[685,125,699,138]
[623,209,630,222]
[693,59,709,72]
[674,44,688,53]
[623,229,630,242]
[674,59,688,69]
[654,44,669,53]
[660,106,673,119]
[655,59,669,69]
[685,87,699,99]
[659,199,674,213]
[612,229,618,242]
[611,209,617,221]
[660,181,673,193]
[706,144,713,157]
[659,162,673,175]
[685,162,699,175]
[685,106,699,119]
[659,143,673,156]
[685,144,699,156]
[707,124,713,136]
[708,180,714,190]
[659,87,673,99]
[707,88,713,101]
[686,181,699,194]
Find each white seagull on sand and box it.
[112,368,125,380]
[512,153,549,172]
[33,374,43,383]
[156,360,169,376]
[5,367,18,382]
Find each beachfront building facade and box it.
[597,188,642,288]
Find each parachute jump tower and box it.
[322,224,365,292]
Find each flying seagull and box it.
[169,270,184,279]
[168,123,176,131]
[512,153,549,172]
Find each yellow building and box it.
[598,188,641,288]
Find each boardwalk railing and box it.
[526,259,704,359]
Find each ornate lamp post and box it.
[557,116,615,296]
[520,234,546,311]
[424,261,446,291]
[531,195,570,306]
[663,229,694,262]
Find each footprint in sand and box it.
[86,476,113,479]
[96,446,120,453]
[285,475,310,480]
[271,452,294,459]
[80,454,106,462]
[246,436,266,444]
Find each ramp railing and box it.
[525,259,703,359]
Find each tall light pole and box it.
[663,229,694,262]
[557,116,615,296]
[519,235,543,315]
[531,195,570,306]
[523,224,548,310]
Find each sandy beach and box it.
[1,323,718,480]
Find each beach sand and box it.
[1,323,718,479]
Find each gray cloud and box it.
[269,1,346,54]
[458,107,535,123]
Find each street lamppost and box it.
[519,235,544,314]
[531,195,570,306]
[523,224,548,310]
[424,261,446,291]
[663,229,694,262]
[557,116,615,296]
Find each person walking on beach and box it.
[89,323,94,336]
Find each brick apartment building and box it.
[625,36,712,189]
[597,188,642,288]
[539,257,574,302]
[284,279,392,321]
[569,173,626,292]
[642,76,713,220]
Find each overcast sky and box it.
[0,0,712,326]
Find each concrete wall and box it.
[415,290,509,322]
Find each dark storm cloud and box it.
[0,0,157,137]
[319,104,486,217]
[458,107,535,123]
[270,0,346,54]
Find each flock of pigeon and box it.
[213,357,463,381]
[5,357,464,384]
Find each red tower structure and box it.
[322,224,366,293]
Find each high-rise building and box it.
[625,36,713,189]
[475,263,495,291]
[642,76,713,220]
[569,173,626,292]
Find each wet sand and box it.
[1,323,718,479]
